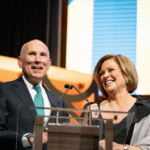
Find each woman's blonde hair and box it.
[93,54,138,98]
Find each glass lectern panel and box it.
[16,107,134,150]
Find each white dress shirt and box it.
[22,75,51,147]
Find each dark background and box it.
[0,0,68,67]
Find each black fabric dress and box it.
[81,95,150,144]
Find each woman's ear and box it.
[125,76,128,85]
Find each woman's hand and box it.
[99,140,123,150]
[81,104,99,125]
[99,140,142,150]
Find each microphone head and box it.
[64,84,70,88]
[64,84,73,89]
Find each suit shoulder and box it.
[83,99,105,109]
[0,80,15,90]
[0,77,23,89]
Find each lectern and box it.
[16,107,134,150]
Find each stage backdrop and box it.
[66,0,150,95]
[0,55,98,118]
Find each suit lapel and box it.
[43,85,57,107]
[13,76,37,121]
[43,85,59,119]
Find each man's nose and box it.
[35,55,41,62]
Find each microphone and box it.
[64,84,73,89]
[56,84,73,124]
[57,84,73,106]
[64,84,92,125]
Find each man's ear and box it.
[17,56,22,68]
[47,59,52,70]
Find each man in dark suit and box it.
[0,39,68,150]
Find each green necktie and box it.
[33,85,44,116]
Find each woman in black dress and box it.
[82,55,150,150]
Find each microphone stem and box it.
[72,86,91,109]
[57,88,71,106]
[56,85,72,124]
[72,86,92,126]
[88,112,92,126]
[56,111,59,124]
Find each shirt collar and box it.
[22,75,43,90]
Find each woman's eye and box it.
[109,69,114,72]
[100,72,104,76]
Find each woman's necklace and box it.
[109,94,130,120]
